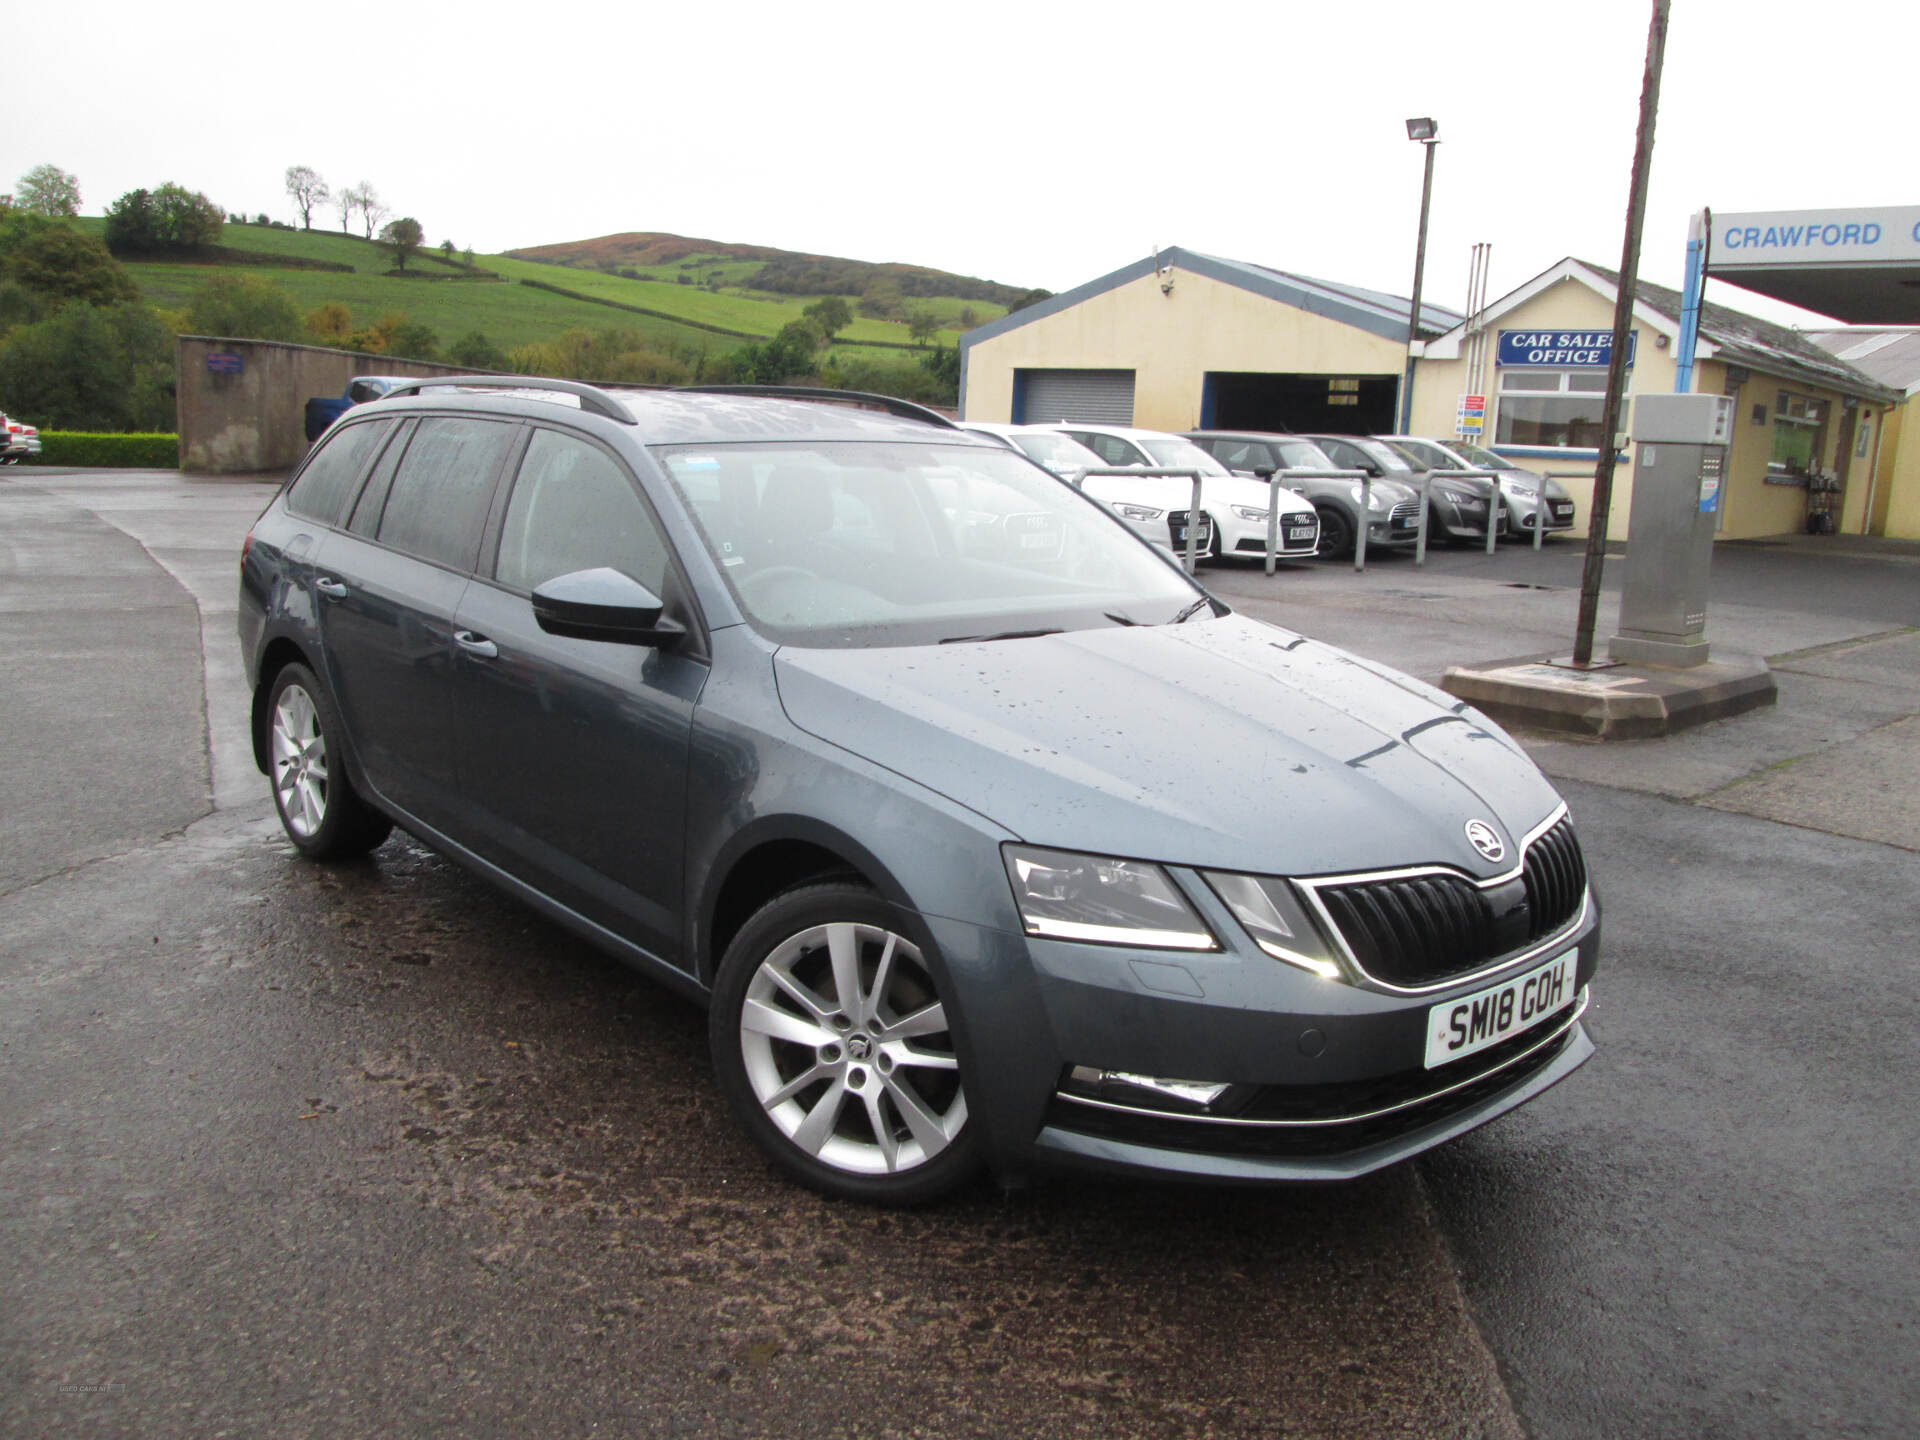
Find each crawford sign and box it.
[1497,330,1637,368]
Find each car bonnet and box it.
[771,615,1562,879]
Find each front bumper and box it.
[927,885,1600,1186]
[1219,508,1320,558]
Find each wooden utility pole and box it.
[1572,0,1671,667]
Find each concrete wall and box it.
[961,267,1407,432]
[175,336,476,474]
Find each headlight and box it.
[1114,503,1164,521]
[1232,505,1269,521]
[1433,483,1471,502]
[1504,479,1537,497]
[1201,872,1343,978]
[1004,846,1216,949]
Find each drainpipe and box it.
[1674,207,1708,393]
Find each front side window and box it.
[285,420,388,527]
[376,416,516,571]
[1496,369,1608,448]
[495,429,669,594]
[1009,430,1104,476]
[658,441,1200,647]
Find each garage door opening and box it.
[1200,372,1400,435]
[1012,369,1136,425]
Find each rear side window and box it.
[285,421,387,526]
[493,429,669,594]
[375,417,516,571]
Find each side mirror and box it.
[532,567,686,648]
[1362,463,1383,478]
[1252,466,1277,480]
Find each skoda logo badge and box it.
[1465,819,1505,862]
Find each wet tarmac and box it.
[7,468,1918,1439]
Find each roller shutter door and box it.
[1015,369,1136,425]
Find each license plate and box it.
[1286,526,1316,542]
[1019,531,1055,550]
[1551,503,1573,519]
[1424,950,1577,1069]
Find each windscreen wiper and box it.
[938,628,1065,645]
[1169,597,1215,624]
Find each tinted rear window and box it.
[285,421,387,527]
[375,417,516,571]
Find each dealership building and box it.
[960,239,1908,542]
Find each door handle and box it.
[454,631,499,659]
[314,577,347,598]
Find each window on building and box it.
[1767,392,1828,481]
[1495,369,1609,448]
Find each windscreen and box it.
[1009,430,1105,475]
[657,442,1202,648]
[1274,439,1337,470]
[1452,442,1520,471]
[1137,436,1234,475]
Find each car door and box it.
[448,425,705,964]
[315,414,519,830]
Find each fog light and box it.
[1065,1066,1231,1112]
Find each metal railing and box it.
[1412,468,1503,565]
[1252,469,1370,572]
[1537,471,1592,552]
[1064,467,1208,573]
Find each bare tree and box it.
[283,165,329,230]
[356,183,389,241]
[336,183,361,234]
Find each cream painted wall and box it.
[1409,277,1894,542]
[1869,400,1920,539]
[962,267,1408,432]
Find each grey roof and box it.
[1803,329,1920,397]
[1579,261,1900,404]
[960,246,1462,353]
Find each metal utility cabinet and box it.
[1609,393,1735,668]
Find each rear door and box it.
[315,414,519,829]
[448,426,705,964]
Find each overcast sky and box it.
[8,0,1910,328]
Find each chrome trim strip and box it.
[1307,887,1592,998]
[1296,803,1586,996]
[1296,801,1569,894]
[1054,989,1590,1132]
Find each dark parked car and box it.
[1306,434,1506,545]
[240,378,1597,1203]
[1184,430,1423,558]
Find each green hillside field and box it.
[75,221,991,354]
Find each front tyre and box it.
[710,883,980,1204]
[265,662,392,860]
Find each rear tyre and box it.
[1315,505,1353,559]
[710,882,980,1205]
[265,662,392,860]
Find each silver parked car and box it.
[1406,438,1579,538]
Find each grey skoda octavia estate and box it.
[240,378,1597,1203]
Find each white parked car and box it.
[957,422,1213,558]
[1029,424,1322,561]
[1,413,41,465]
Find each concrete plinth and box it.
[1440,651,1778,740]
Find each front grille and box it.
[1316,817,1589,988]
[1390,500,1420,526]
[1319,873,1490,987]
[1522,818,1586,941]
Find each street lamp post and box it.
[1398,117,1440,434]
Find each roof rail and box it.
[679,385,959,430]
[382,375,636,425]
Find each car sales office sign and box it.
[1498,330,1637,368]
